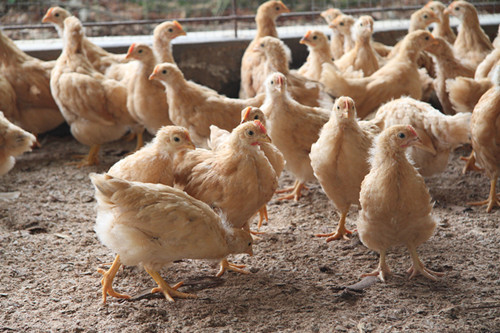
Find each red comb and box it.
[127,43,136,55]
[303,30,312,39]
[407,125,418,137]
[185,131,192,142]
[47,7,54,16]
[254,120,267,134]
[173,20,183,31]
[242,107,252,122]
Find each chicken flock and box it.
[1,1,499,303]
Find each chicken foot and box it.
[361,250,391,282]
[407,246,444,281]
[276,180,308,201]
[468,177,500,213]
[69,144,100,167]
[256,205,268,230]
[96,255,131,304]
[144,267,196,302]
[216,258,250,277]
[315,210,353,242]
[460,151,482,174]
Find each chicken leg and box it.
[96,255,131,304]
[468,177,500,213]
[460,151,482,174]
[407,245,444,281]
[361,250,391,282]
[276,180,308,201]
[70,144,100,167]
[216,258,250,277]
[256,205,268,230]
[316,209,353,242]
[144,267,196,302]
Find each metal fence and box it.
[1,0,499,40]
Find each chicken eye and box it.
[398,132,406,139]
[455,6,460,11]
[173,136,180,142]
[423,14,428,19]
[248,130,254,136]
[260,43,265,47]
[337,105,340,109]
[425,36,429,40]
[248,242,252,246]
[270,80,274,85]
[138,49,143,53]
[340,22,345,26]
[55,13,60,17]
[313,35,317,40]
[168,28,173,32]
[254,115,259,120]
[276,7,280,11]
[162,69,167,74]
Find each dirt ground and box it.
[0,130,499,332]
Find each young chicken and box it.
[310,97,379,242]
[358,125,444,282]
[0,111,36,177]
[153,20,186,64]
[50,17,136,167]
[91,173,253,303]
[208,107,285,231]
[425,37,475,115]
[446,76,493,114]
[468,66,500,212]
[0,31,64,138]
[372,97,471,176]
[42,7,128,75]
[321,31,437,119]
[261,72,329,201]
[174,121,277,276]
[297,30,336,81]
[330,14,355,54]
[320,8,344,60]
[474,49,500,80]
[125,43,173,148]
[149,63,265,148]
[425,1,457,44]
[254,36,333,108]
[239,1,290,99]
[445,1,493,69]
[0,75,19,125]
[335,16,380,76]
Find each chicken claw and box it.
[69,144,100,167]
[97,255,131,304]
[276,180,307,201]
[407,246,444,281]
[216,258,250,277]
[256,205,268,230]
[316,211,353,241]
[460,151,482,174]
[145,267,196,302]
[468,178,500,212]
[361,251,391,282]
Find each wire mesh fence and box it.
[1,0,499,40]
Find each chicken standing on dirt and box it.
[372,97,471,177]
[125,43,173,149]
[91,173,253,303]
[357,125,444,282]
[261,72,329,201]
[0,30,64,138]
[426,1,456,44]
[468,66,500,212]
[150,63,264,148]
[239,1,290,99]
[321,31,437,118]
[310,97,379,242]
[96,126,195,303]
[174,121,277,276]
[445,1,493,69]
[153,20,186,64]
[50,17,137,167]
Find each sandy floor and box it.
[0,132,499,332]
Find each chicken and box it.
[208,107,285,230]
[335,16,380,76]
[357,125,444,282]
[174,120,277,276]
[425,37,475,114]
[425,1,457,44]
[445,1,493,69]
[125,43,173,149]
[310,97,379,242]
[0,75,18,125]
[297,30,336,81]
[321,31,437,119]
[261,72,329,201]
[239,1,290,99]
[0,30,64,138]
[50,17,136,167]
[320,8,344,60]
[330,14,355,54]
[254,36,333,108]
[0,111,36,177]
[90,173,253,303]
[153,20,187,64]
[446,76,492,114]
[372,97,471,176]
[149,62,264,148]
[468,66,500,212]
[42,6,128,75]
[474,49,500,80]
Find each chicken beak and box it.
[149,68,159,81]
[185,142,196,150]
[125,43,135,59]
[173,21,187,36]
[276,75,284,92]
[260,134,272,144]
[281,3,291,13]
[240,107,252,124]
[42,8,53,23]
[300,31,311,45]
[411,137,435,154]
[246,248,254,256]
[443,7,451,15]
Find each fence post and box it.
[232,0,238,38]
